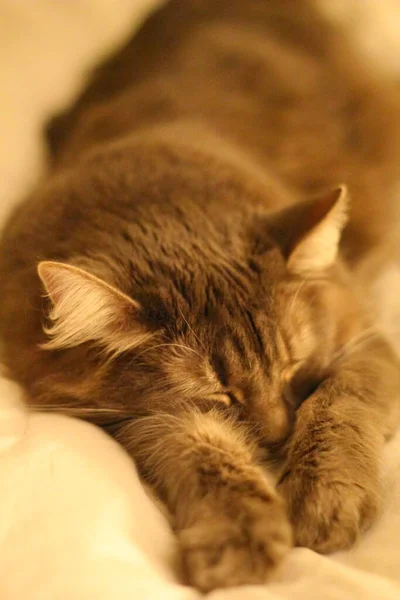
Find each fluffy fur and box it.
[1,0,400,591]
[38,261,152,355]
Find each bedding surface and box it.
[1,1,400,598]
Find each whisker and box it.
[332,327,381,362]
[287,278,330,320]
[287,280,307,320]
[29,404,123,413]
[26,404,136,427]
[178,306,206,351]
[133,342,204,362]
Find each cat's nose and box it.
[256,400,293,444]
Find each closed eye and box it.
[207,392,232,406]
[207,388,245,407]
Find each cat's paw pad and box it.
[279,469,379,553]
[179,496,292,592]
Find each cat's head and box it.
[37,181,356,447]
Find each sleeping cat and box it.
[1,0,400,591]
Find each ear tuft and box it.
[38,261,151,355]
[287,185,349,274]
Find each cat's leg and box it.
[118,408,292,592]
[278,333,400,553]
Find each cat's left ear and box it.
[38,261,152,354]
[268,185,349,275]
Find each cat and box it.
[1,0,400,592]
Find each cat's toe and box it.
[178,496,292,592]
[279,472,379,554]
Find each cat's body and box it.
[1,0,400,591]
[47,0,400,266]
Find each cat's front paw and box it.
[178,494,292,592]
[278,447,380,553]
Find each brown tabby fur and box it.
[1,0,400,591]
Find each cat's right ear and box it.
[267,185,349,275]
[38,261,153,355]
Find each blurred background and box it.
[0,0,163,227]
[1,0,400,230]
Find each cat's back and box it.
[45,0,400,266]
[4,0,400,272]
[47,2,400,204]
[46,0,345,162]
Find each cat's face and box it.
[140,272,344,446]
[38,186,353,447]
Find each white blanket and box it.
[1,1,400,598]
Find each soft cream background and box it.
[1,1,400,598]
